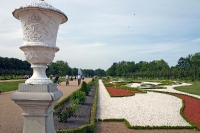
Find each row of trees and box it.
[0,57,105,77]
[47,61,106,77]
[2,52,199,80]
[0,57,31,75]
[106,52,200,81]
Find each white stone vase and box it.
[13,0,68,84]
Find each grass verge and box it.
[174,82,200,96]
[0,81,25,92]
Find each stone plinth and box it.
[11,83,63,133]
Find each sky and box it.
[0,0,200,70]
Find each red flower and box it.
[174,93,200,127]
[106,86,142,97]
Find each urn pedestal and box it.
[11,0,68,133]
[11,84,62,133]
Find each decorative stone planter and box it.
[12,0,68,84]
[11,0,68,133]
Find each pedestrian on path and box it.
[66,75,69,86]
[78,74,81,86]
[54,75,60,85]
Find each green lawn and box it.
[174,82,200,96]
[0,81,25,92]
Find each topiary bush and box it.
[80,81,89,95]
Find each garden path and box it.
[0,78,92,133]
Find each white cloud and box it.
[0,0,200,70]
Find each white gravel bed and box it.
[143,82,161,85]
[97,80,191,127]
[130,83,141,88]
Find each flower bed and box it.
[174,93,200,127]
[106,86,143,97]
[97,80,191,127]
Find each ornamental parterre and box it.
[106,86,143,97]
[174,93,200,127]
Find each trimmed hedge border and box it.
[97,118,193,130]
[55,79,98,133]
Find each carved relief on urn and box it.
[13,0,68,84]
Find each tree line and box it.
[0,57,106,77]
[47,60,106,77]
[106,52,200,81]
[2,52,200,80]
[0,57,31,75]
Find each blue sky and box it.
[0,0,200,70]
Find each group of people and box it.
[54,74,84,86]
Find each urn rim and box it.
[12,0,68,24]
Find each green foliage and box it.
[99,118,194,130]
[0,81,25,92]
[47,61,71,76]
[95,68,106,77]
[105,52,200,81]
[55,80,98,133]
[80,81,89,95]
[160,80,176,85]
[0,57,31,75]
[87,80,95,91]
[55,102,79,123]
[70,91,86,104]
[55,90,87,122]
[0,75,25,80]
[82,69,95,77]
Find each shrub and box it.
[80,81,89,95]
[87,81,95,91]
[70,91,86,104]
[55,102,79,122]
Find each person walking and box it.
[54,75,60,85]
[66,74,69,86]
[78,74,81,86]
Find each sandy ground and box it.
[0,78,91,133]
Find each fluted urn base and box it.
[25,64,52,84]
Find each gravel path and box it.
[0,78,92,133]
[97,80,190,127]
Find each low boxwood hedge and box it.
[55,79,98,133]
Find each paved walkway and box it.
[0,78,92,133]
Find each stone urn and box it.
[13,0,68,84]
[11,1,68,133]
